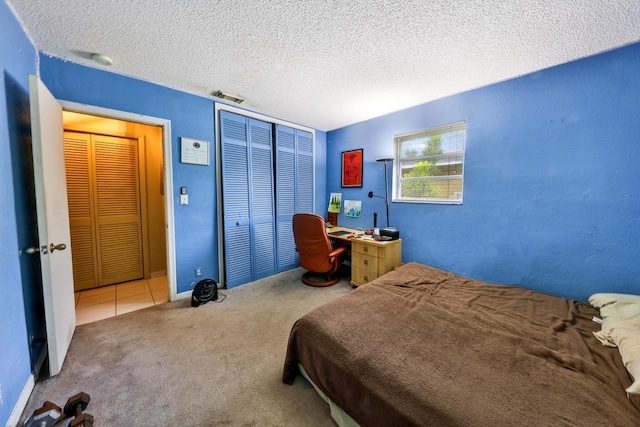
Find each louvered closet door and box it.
[220,111,276,287]
[93,134,144,285]
[64,132,99,290]
[275,125,314,272]
[249,119,276,280]
[64,132,144,290]
[275,125,297,272]
[296,130,314,212]
[221,111,253,287]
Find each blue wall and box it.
[39,57,329,293]
[39,57,219,294]
[3,0,638,421]
[327,42,640,301]
[1,6,327,417]
[0,1,38,424]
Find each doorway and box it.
[62,110,173,322]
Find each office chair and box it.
[292,213,347,287]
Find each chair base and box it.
[301,271,340,287]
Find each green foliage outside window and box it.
[401,135,443,198]
[395,121,465,203]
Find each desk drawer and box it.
[352,251,378,271]
[352,266,377,286]
[352,241,380,257]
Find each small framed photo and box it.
[341,149,363,188]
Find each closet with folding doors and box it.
[64,131,144,291]
[219,110,314,288]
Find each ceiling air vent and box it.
[212,90,244,104]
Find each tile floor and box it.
[74,276,169,326]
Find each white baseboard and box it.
[175,290,193,301]
[6,374,34,427]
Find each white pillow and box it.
[589,293,640,400]
[589,293,640,329]
[610,320,640,396]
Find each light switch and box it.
[180,194,189,205]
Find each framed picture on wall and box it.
[344,200,362,217]
[341,149,363,187]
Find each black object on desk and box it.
[328,230,351,237]
[380,227,400,240]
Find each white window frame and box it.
[392,121,466,204]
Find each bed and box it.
[282,262,640,426]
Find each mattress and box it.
[283,262,640,426]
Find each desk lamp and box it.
[368,157,394,228]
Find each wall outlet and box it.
[190,281,196,288]
[195,267,202,277]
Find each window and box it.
[393,121,466,204]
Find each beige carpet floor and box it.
[20,268,353,426]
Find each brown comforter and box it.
[282,262,640,426]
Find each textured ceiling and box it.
[7,0,640,131]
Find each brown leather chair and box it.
[292,213,347,287]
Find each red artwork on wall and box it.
[341,149,363,188]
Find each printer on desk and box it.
[371,213,400,241]
[380,227,400,240]
[373,225,400,241]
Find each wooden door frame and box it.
[59,101,177,301]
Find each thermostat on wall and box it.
[181,137,209,166]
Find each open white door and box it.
[29,75,76,376]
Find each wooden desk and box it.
[327,226,402,287]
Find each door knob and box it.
[50,243,67,253]
[25,246,40,254]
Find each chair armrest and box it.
[328,246,347,259]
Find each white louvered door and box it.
[64,132,144,290]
